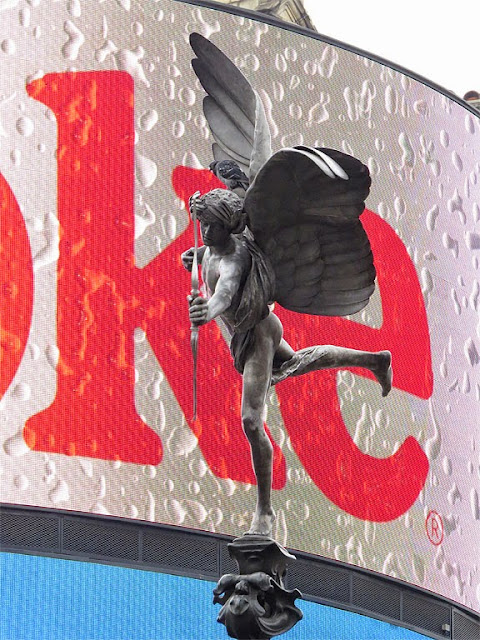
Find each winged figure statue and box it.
[182,33,392,537]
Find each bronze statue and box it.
[182,34,392,539]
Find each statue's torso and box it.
[202,236,251,330]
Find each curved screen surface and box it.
[0,0,479,614]
[1,552,429,639]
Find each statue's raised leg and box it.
[272,345,392,396]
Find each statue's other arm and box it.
[189,257,243,326]
[181,245,206,272]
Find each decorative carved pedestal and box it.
[214,535,303,639]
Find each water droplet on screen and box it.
[179,86,196,107]
[470,488,479,520]
[426,205,439,231]
[12,382,31,400]
[172,120,185,138]
[62,20,85,60]
[465,114,476,135]
[317,46,338,78]
[135,152,157,187]
[167,424,197,457]
[189,458,207,478]
[139,109,158,131]
[452,151,463,172]
[4,432,30,457]
[19,7,30,27]
[10,149,21,166]
[49,480,70,504]
[1,38,16,54]
[425,400,441,460]
[164,498,186,525]
[447,482,461,505]
[67,0,81,17]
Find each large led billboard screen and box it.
[1,0,479,616]
[0,552,429,639]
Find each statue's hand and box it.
[188,295,209,326]
[188,194,198,214]
[181,247,195,272]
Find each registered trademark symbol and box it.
[426,510,444,545]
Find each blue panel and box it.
[1,553,428,639]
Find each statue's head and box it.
[195,188,246,235]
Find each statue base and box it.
[214,534,303,639]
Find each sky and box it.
[303,0,477,98]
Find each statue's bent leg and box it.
[272,338,295,368]
[273,345,392,396]
[242,314,282,536]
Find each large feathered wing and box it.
[190,32,271,182]
[244,147,376,317]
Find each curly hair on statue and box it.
[196,188,247,235]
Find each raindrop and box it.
[135,153,157,187]
[289,103,302,120]
[272,81,284,102]
[466,232,480,250]
[465,114,476,134]
[443,233,459,258]
[161,213,176,240]
[275,53,287,73]
[385,85,397,114]
[413,101,428,116]
[132,21,143,36]
[62,20,85,61]
[14,475,29,490]
[179,87,195,106]
[164,498,186,525]
[447,482,461,505]
[442,456,452,475]
[67,0,81,17]
[452,151,463,172]
[172,120,185,138]
[426,205,439,232]
[19,7,30,27]
[10,149,21,166]
[425,399,441,461]
[139,109,158,131]
[7,380,29,403]
[317,46,338,78]
[471,489,479,520]
[303,60,316,75]
[464,338,480,366]
[1,39,16,55]
[49,480,70,504]
[16,116,34,137]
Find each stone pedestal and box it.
[214,534,303,639]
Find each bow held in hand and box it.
[188,294,209,327]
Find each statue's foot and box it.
[247,508,276,537]
[372,351,392,397]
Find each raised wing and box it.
[190,32,271,182]
[244,147,375,316]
